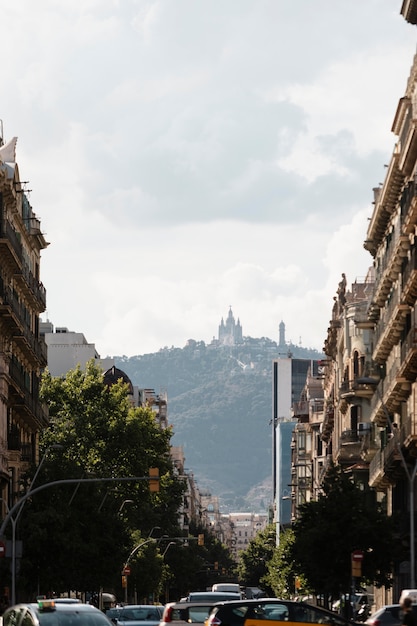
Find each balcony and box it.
[14,263,46,312]
[398,325,417,379]
[339,378,376,400]
[335,430,362,465]
[369,431,405,489]
[396,100,417,176]
[0,218,23,272]
[373,287,410,362]
[364,151,404,256]
[373,235,409,308]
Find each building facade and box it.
[0,134,49,508]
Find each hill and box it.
[115,337,324,512]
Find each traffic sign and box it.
[352,550,364,561]
[122,565,131,576]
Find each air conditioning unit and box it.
[358,422,371,434]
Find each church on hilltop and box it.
[218,307,243,345]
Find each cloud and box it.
[2,1,415,357]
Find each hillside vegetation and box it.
[116,338,323,511]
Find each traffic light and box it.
[214,561,218,570]
[198,533,204,546]
[149,467,159,492]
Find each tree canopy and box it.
[15,361,185,600]
[287,465,397,598]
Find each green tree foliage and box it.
[287,465,397,598]
[236,524,275,595]
[16,361,184,600]
[265,528,303,599]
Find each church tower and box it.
[218,307,243,345]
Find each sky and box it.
[2,1,417,357]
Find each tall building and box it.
[271,356,321,543]
[0,133,49,505]
[218,307,243,345]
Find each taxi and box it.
[2,598,113,626]
[205,598,358,626]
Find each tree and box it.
[265,528,305,599]
[16,361,184,600]
[287,465,397,601]
[236,524,275,595]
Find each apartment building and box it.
[0,133,48,506]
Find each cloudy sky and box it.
[3,1,417,357]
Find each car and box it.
[112,605,163,626]
[106,608,123,622]
[365,604,417,626]
[185,593,241,603]
[211,585,242,597]
[159,600,220,626]
[2,598,113,626]
[205,598,360,626]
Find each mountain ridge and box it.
[115,337,324,512]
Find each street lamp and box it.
[118,500,134,514]
[122,527,162,603]
[123,538,157,604]
[356,376,417,588]
[161,541,176,558]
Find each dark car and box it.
[365,604,417,626]
[206,598,360,626]
[3,598,112,626]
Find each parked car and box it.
[112,605,163,626]
[205,598,361,626]
[365,604,417,626]
[159,601,219,626]
[2,598,112,626]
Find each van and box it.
[211,584,241,596]
[399,590,417,604]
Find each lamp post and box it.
[122,527,162,603]
[123,538,156,604]
[357,376,417,588]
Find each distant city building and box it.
[40,320,114,376]
[222,512,268,560]
[271,356,321,543]
[218,307,243,345]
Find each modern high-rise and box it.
[271,356,321,542]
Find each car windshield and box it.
[38,612,111,626]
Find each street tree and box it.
[16,361,184,600]
[287,464,398,601]
[265,528,304,599]
[236,524,275,595]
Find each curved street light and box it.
[356,376,417,588]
